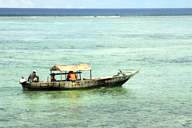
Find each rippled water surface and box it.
[0,16,192,128]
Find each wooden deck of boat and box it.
[22,75,130,91]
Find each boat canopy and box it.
[50,64,91,72]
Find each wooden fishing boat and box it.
[20,64,139,91]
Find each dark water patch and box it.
[0,40,104,50]
[0,40,44,51]
[113,33,192,40]
[0,40,40,44]
[90,87,129,96]
[148,34,192,40]
[0,108,6,111]
[127,56,192,65]
[0,119,9,122]
[0,59,32,68]
[96,45,105,48]
[170,57,192,64]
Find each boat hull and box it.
[21,75,132,91]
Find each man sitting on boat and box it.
[28,70,39,82]
[50,73,56,82]
[67,71,77,81]
[19,76,27,84]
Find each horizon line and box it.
[0,7,192,9]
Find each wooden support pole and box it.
[65,71,67,80]
[90,70,92,79]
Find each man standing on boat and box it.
[28,70,39,82]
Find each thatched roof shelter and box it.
[50,64,91,72]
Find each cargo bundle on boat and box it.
[19,64,139,91]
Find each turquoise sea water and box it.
[0,16,192,128]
